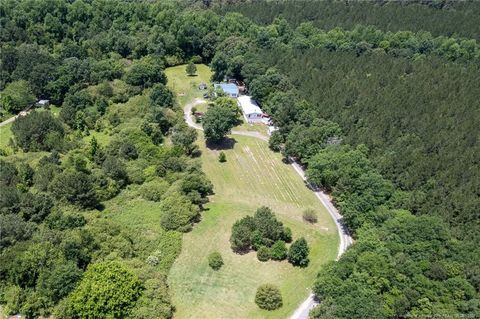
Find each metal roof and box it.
[237,95,263,115]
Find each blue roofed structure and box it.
[214,83,239,98]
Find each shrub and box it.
[270,240,288,261]
[218,151,226,162]
[140,179,169,202]
[208,252,224,270]
[257,246,271,262]
[160,193,199,232]
[282,227,292,243]
[255,284,283,310]
[303,209,318,223]
[288,237,310,267]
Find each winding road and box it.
[183,98,353,319]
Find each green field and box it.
[165,64,213,107]
[167,65,338,318]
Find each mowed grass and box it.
[169,134,338,319]
[165,64,212,106]
[166,64,338,318]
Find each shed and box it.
[214,83,239,98]
[198,83,207,90]
[35,99,50,107]
[237,95,263,123]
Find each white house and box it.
[237,95,263,123]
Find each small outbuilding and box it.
[198,83,207,90]
[35,99,50,108]
[214,83,239,98]
[237,95,263,123]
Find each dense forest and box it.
[1,0,479,318]
[217,0,480,40]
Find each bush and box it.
[270,240,288,261]
[160,193,199,232]
[218,151,226,162]
[140,179,169,202]
[288,237,310,267]
[208,252,224,270]
[303,209,318,223]
[257,246,271,262]
[255,284,283,310]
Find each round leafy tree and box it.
[270,240,288,261]
[208,251,224,270]
[257,246,271,262]
[288,237,310,267]
[255,284,283,310]
[66,261,143,318]
[202,105,237,144]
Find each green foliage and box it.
[160,192,199,232]
[257,246,271,262]
[202,105,237,143]
[139,179,169,202]
[288,237,309,267]
[149,83,174,108]
[302,209,318,224]
[208,251,224,270]
[131,277,174,319]
[254,284,283,310]
[186,62,197,76]
[270,240,287,261]
[268,130,284,152]
[230,207,291,254]
[11,110,64,151]
[65,261,143,319]
[49,170,98,208]
[0,80,36,113]
[37,261,82,303]
[171,124,198,154]
[218,151,226,162]
[126,56,166,88]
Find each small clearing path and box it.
[183,99,353,319]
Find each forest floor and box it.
[167,65,338,318]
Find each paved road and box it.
[183,99,353,319]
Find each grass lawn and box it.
[165,64,212,106]
[168,134,338,318]
[166,64,338,318]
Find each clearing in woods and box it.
[167,65,339,318]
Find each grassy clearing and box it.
[165,64,212,106]
[166,63,338,319]
[169,134,338,318]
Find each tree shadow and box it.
[206,137,237,150]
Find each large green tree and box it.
[0,80,36,113]
[202,105,237,143]
[65,261,142,319]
